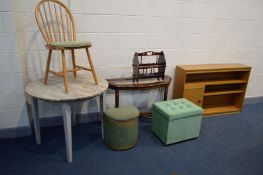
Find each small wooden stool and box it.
[103,106,139,150]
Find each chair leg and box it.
[71,49,77,78]
[61,50,69,93]
[85,48,98,85]
[44,49,52,84]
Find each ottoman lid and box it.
[104,106,139,121]
[153,98,203,121]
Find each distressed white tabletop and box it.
[25,74,108,101]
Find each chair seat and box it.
[48,41,92,48]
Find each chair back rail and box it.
[35,0,76,43]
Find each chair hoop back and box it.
[35,0,76,43]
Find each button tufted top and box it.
[153,98,203,121]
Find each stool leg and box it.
[100,93,104,139]
[61,50,68,93]
[71,49,77,78]
[44,49,52,84]
[85,48,98,85]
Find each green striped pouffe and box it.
[152,98,203,145]
[103,106,139,150]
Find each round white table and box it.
[25,74,108,162]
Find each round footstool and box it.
[103,106,139,150]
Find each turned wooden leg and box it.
[164,87,168,101]
[115,90,119,108]
[44,49,52,84]
[85,48,99,85]
[61,50,69,93]
[71,49,77,78]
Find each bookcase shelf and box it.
[204,90,244,96]
[173,64,251,116]
[185,79,247,87]
[203,105,240,115]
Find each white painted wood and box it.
[25,74,108,101]
[62,103,72,163]
[71,107,77,127]
[31,97,41,144]
[26,74,108,162]
[100,93,104,139]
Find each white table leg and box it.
[100,93,104,139]
[62,103,72,163]
[71,107,77,127]
[31,97,41,144]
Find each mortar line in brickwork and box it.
[71,12,263,21]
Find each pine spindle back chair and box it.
[35,0,98,93]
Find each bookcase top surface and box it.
[177,63,251,72]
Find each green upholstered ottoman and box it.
[152,98,203,145]
[103,106,139,150]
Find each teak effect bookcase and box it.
[173,64,251,116]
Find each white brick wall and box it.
[1,0,263,130]
[0,0,28,129]
[0,0,12,12]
